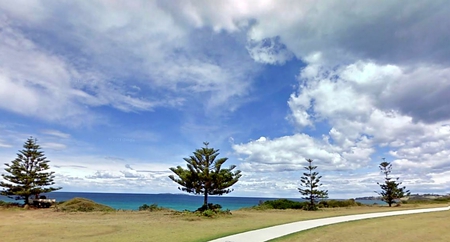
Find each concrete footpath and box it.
[209,206,450,242]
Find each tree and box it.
[376,159,410,207]
[169,142,242,208]
[0,137,61,205]
[298,158,328,210]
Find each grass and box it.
[270,209,450,242]
[0,203,447,242]
[56,197,115,212]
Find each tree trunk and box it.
[204,190,208,206]
[24,195,30,205]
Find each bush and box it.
[256,199,308,210]
[139,203,162,211]
[405,197,450,204]
[319,199,362,208]
[193,203,231,217]
[0,201,21,208]
[196,203,222,212]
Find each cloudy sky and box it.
[1,0,449,198]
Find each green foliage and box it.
[198,208,232,218]
[298,159,328,211]
[0,137,62,205]
[253,199,362,210]
[196,203,231,217]
[201,209,215,217]
[57,197,115,212]
[0,200,21,208]
[172,203,231,218]
[258,199,308,210]
[376,159,410,207]
[139,203,163,211]
[404,196,450,204]
[318,199,362,208]
[169,142,242,206]
[196,203,223,212]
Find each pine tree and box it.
[298,158,328,210]
[169,142,242,208]
[376,159,410,207]
[0,137,61,205]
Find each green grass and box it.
[56,197,115,212]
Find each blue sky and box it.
[1,1,449,198]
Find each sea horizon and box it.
[1,191,386,211]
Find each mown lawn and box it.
[0,204,447,242]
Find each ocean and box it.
[0,192,385,211]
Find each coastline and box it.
[0,191,386,211]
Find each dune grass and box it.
[0,204,447,242]
[270,209,450,242]
[57,197,115,212]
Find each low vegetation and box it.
[0,201,21,208]
[56,197,115,212]
[0,203,446,242]
[254,199,362,210]
[138,203,165,211]
[318,199,363,208]
[403,196,450,204]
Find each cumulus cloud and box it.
[86,170,122,179]
[233,133,373,173]
[244,1,450,66]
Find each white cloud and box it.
[0,140,12,148]
[0,1,262,125]
[41,142,67,151]
[246,37,294,65]
[1,1,449,197]
[40,130,71,139]
[0,19,166,125]
[233,134,373,173]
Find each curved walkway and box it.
[209,206,450,242]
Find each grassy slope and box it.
[0,204,447,242]
[271,209,450,242]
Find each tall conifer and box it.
[169,142,241,208]
[298,158,328,210]
[376,159,410,207]
[1,137,61,205]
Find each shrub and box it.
[193,203,231,217]
[319,199,362,208]
[139,203,162,211]
[256,199,308,210]
[0,201,21,208]
[196,203,222,212]
[406,197,450,204]
[202,209,215,217]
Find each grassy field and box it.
[0,204,447,242]
[271,209,450,242]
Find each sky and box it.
[0,0,449,199]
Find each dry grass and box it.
[0,204,447,242]
[271,209,450,242]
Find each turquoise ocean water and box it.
[1,192,385,211]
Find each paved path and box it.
[210,206,449,242]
